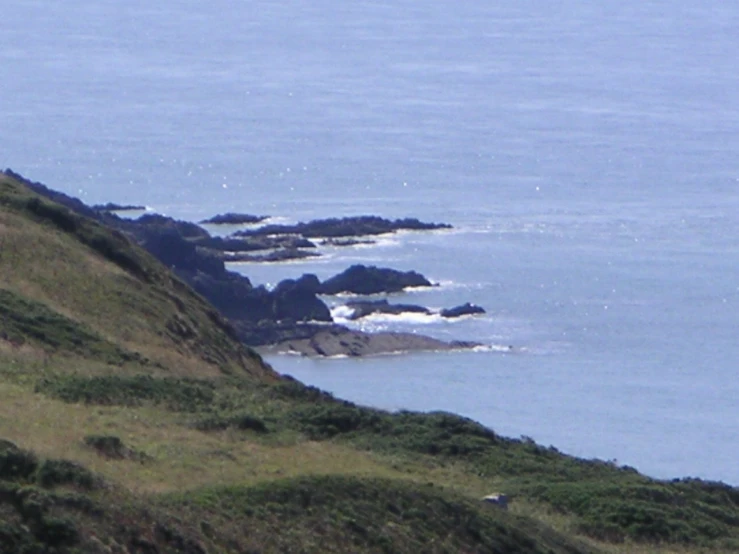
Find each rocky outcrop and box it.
[343,300,430,320]
[140,231,225,276]
[441,303,486,318]
[200,212,268,225]
[235,215,451,239]
[133,213,209,239]
[271,274,331,322]
[188,271,273,322]
[319,265,433,295]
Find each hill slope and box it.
[0,170,274,380]
[1,170,737,554]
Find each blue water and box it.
[3,1,738,484]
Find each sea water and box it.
[2,1,738,484]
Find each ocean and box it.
[3,0,738,484]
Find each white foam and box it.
[472,344,520,353]
[352,312,445,325]
[109,207,152,219]
[330,305,356,321]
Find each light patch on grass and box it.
[0,382,416,494]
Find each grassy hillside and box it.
[1,170,737,553]
[0,171,272,380]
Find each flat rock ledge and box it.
[259,327,480,357]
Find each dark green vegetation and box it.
[0,440,204,553]
[0,288,141,365]
[168,475,590,554]
[1,169,738,553]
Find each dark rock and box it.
[319,265,433,295]
[200,212,268,225]
[343,299,430,320]
[188,271,273,322]
[232,320,331,347]
[319,237,376,247]
[134,213,209,239]
[92,202,146,212]
[223,248,320,263]
[260,326,480,357]
[193,235,316,253]
[272,274,331,322]
[440,303,486,318]
[235,215,451,239]
[140,230,224,276]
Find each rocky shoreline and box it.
[6,168,487,358]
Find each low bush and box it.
[527,480,739,545]
[36,459,97,490]
[0,289,138,364]
[171,475,588,554]
[194,412,269,433]
[290,403,386,439]
[83,435,128,459]
[0,440,39,482]
[290,404,500,457]
[36,374,216,411]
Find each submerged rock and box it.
[223,248,320,263]
[319,237,376,247]
[441,303,486,318]
[200,212,268,225]
[319,265,433,295]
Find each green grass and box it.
[0,171,274,380]
[0,288,142,365]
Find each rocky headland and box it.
[4,168,484,357]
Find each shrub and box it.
[36,374,216,411]
[291,403,386,440]
[83,435,127,459]
[194,413,269,434]
[0,440,39,482]
[527,480,738,545]
[36,460,97,490]
[34,516,79,548]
